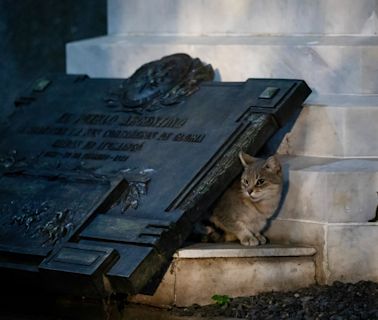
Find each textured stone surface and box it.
[266,219,326,247]
[128,243,316,307]
[306,93,378,106]
[266,220,378,284]
[174,257,315,306]
[266,219,327,282]
[276,156,378,223]
[278,104,378,157]
[66,35,378,94]
[326,223,378,283]
[108,0,378,35]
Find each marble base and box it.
[265,220,327,282]
[277,156,378,223]
[327,224,378,283]
[278,103,378,157]
[129,244,316,307]
[266,220,378,284]
[66,35,378,95]
[108,0,378,36]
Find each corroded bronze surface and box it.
[107,53,214,113]
[0,61,310,297]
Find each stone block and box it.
[278,104,378,157]
[66,35,378,95]
[266,220,378,284]
[266,219,326,282]
[108,0,378,36]
[266,219,326,247]
[174,256,315,306]
[326,223,378,283]
[129,243,317,307]
[277,156,378,223]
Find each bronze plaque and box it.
[0,55,310,296]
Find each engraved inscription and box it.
[102,129,159,140]
[67,128,103,138]
[118,115,187,129]
[21,126,69,136]
[73,114,119,126]
[44,151,129,162]
[20,112,206,164]
[173,133,206,143]
[96,142,144,152]
[52,139,83,149]
[56,113,187,129]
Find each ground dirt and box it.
[172,281,378,320]
[0,281,377,319]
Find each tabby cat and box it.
[209,151,283,246]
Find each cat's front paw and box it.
[256,234,267,245]
[240,235,259,246]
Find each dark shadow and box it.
[259,108,302,234]
[0,0,107,119]
[262,161,290,234]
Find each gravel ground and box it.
[0,281,377,319]
[173,281,378,320]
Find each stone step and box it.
[266,220,378,284]
[108,0,378,36]
[129,243,316,307]
[266,154,378,284]
[66,35,378,95]
[277,155,378,223]
[278,96,378,157]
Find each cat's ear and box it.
[264,155,281,174]
[239,151,256,167]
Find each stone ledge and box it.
[108,0,378,36]
[174,243,316,259]
[67,34,378,94]
[280,156,378,171]
[275,156,378,222]
[266,219,378,284]
[306,93,378,107]
[67,34,378,46]
[129,254,316,307]
[277,105,378,157]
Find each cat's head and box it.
[238,151,283,202]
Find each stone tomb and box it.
[0,69,310,296]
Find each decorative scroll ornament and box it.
[106,53,214,113]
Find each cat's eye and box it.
[242,178,249,186]
[256,178,265,186]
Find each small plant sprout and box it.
[211,294,231,306]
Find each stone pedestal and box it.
[129,244,316,307]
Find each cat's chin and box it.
[248,194,261,202]
[242,189,263,202]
